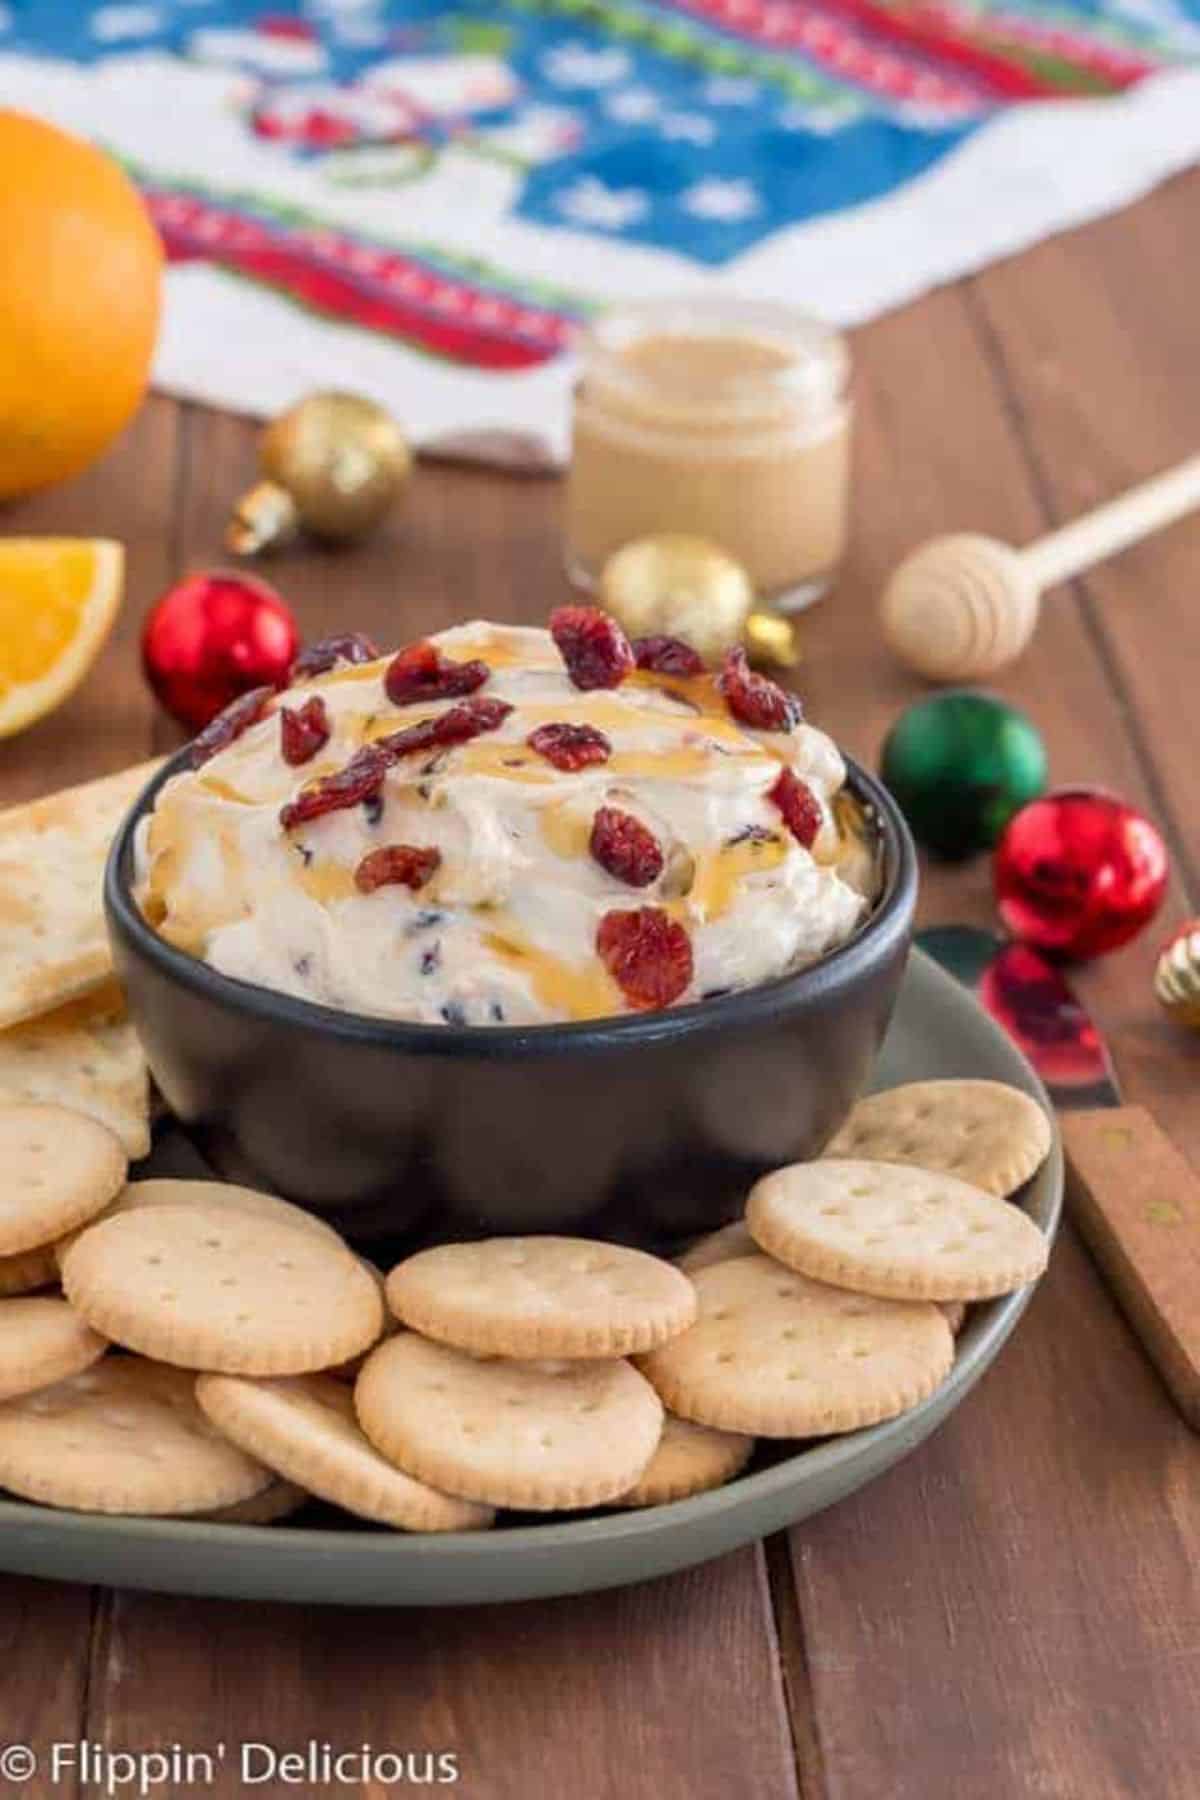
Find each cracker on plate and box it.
[0,1359,272,1516]
[823,1079,1052,1199]
[0,980,150,1158]
[0,1103,127,1258]
[0,758,162,1030]
[637,1255,954,1438]
[747,1159,1049,1301]
[60,1205,385,1375]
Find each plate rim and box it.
[0,947,1063,1595]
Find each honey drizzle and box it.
[197,774,255,805]
[296,860,358,905]
[150,820,250,954]
[539,806,593,859]
[483,923,621,1022]
[683,832,788,923]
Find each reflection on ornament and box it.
[880,690,1046,859]
[994,788,1168,961]
[1154,920,1200,1029]
[141,571,298,732]
[228,391,411,554]
[979,941,1108,1091]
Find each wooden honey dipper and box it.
[881,452,1200,681]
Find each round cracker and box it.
[196,1372,492,1533]
[355,1333,663,1511]
[0,1242,59,1298]
[823,1080,1052,1197]
[0,1104,126,1256]
[0,1297,108,1401]
[941,1300,967,1336]
[615,1414,754,1507]
[0,1359,271,1515]
[55,1177,344,1265]
[385,1236,696,1360]
[637,1255,953,1437]
[61,1206,384,1375]
[747,1159,1049,1301]
[676,1221,756,1276]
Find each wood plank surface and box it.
[0,1580,95,1779]
[772,171,1200,1800]
[2,168,1200,1800]
[87,1552,798,1800]
[790,1231,1200,1800]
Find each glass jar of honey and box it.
[565,298,852,612]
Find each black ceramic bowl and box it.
[105,752,916,1251]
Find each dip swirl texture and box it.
[136,621,870,1026]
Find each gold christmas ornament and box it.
[1153,920,1200,1029]
[227,391,411,555]
[598,534,797,669]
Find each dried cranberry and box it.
[379,695,512,759]
[355,844,442,894]
[549,605,634,691]
[384,640,489,706]
[526,721,611,772]
[597,908,693,1011]
[590,807,664,888]
[289,632,380,682]
[632,635,705,677]
[279,694,331,766]
[189,686,274,768]
[769,767,823,849]
[717,648,802,733]
[280,744,390,830]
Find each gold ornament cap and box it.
[226,481,301,557]
[228,390,411,554]
[743,608,800,670]
[1153,919,1200,1029]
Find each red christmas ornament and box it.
[994,788,1168,961]
[142,571,299,732]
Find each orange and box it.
[0,110,163,500]
[0,539,124,738]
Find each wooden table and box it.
[4,167,1200,1800]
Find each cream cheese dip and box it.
[136,618,873,1026]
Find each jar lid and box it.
[580,296,848,425]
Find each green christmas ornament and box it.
[880,690,1048,860]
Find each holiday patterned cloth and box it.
[2,1,1199,463]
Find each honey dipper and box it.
[880,452,1200,681]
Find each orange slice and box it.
[0,538,123,739]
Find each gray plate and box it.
[0,949,1061,1607]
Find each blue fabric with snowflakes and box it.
[2,0,1198,265]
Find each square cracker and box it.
[0,758,162,1028]
[0,980,150,1158]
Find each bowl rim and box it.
[105,746,917,1058]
